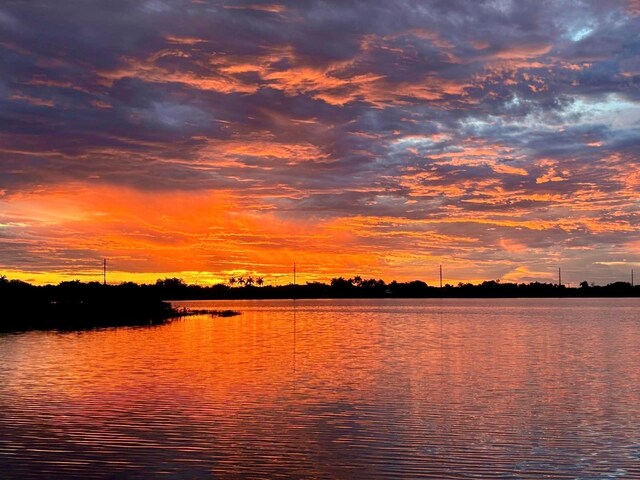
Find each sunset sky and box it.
[1,0,639,286]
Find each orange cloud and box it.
[10,93,55,107]
[223,4,287,13]
[0,185,388,284]
[100,55,258,94]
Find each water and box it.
[1,298,639,479]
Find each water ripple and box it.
[1,298,639,479]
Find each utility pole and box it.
[103,258,107,286]
[292,262,297,301]
[558,267,562,287]
[439,264,443,289]
[632,269,634,287]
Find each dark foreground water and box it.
[1,298,639,479]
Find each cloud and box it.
[0,0,639,283]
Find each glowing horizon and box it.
[1,1,639,286]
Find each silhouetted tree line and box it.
[0,276,177,332]
[2,274,638,305]
[3,273,636,332]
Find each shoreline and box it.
[1,299,241,334]
[2,277,637,332]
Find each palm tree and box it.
[245,276,254,287]
[229,277,237,287]
[256,277,264,287]
[237,276,245,286]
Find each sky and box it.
[1,0,639,286]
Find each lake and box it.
[1,298,639,479]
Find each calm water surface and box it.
[1,298,639,479]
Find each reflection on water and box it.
[1,298,639,479]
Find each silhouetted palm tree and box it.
[229,277,237,287]
[256,277,264,287]
[245,276,254,287]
